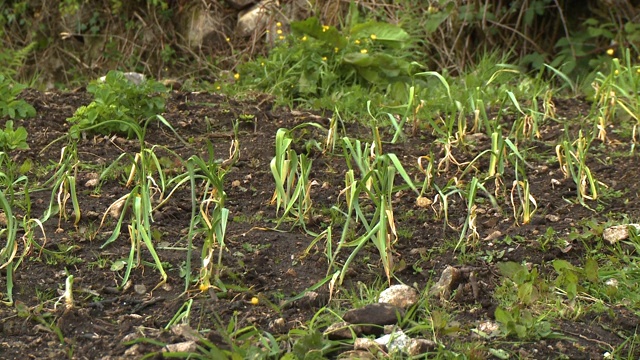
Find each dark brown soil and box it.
[1,90,639,359]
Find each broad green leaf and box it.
[497,261,524,279]
[350,21,409,47]
[290,17,347,49]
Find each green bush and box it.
[237,15,414,108]
[67,71,168,138]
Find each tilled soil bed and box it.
[1,89,639,359]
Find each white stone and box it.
[163,341,197,353]
[237,0,278,37]
[378,284,419,309]
[603,224,640,244]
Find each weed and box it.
[67,71,168,138]
[0,75,35,119]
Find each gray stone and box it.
[236,0,278,37]
[407,338,437,356]
[603,224,640,244]
[162,341,196,353]
[375,329,411,354]
[378,284,419,309]
[343,303,404,328]
[429,266,462,299]
[336,350,377,360]
[177,3,225,49]
[324,321,362,340]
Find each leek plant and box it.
[599,49,640,152]
[329,131,418,284]
[555,130,599,206]
[270,126,318,229]
[0,190,17,305]
[97,120,182,290]
[187,148,233,293]
[40,143,81,229]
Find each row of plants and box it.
[2,39,640,357]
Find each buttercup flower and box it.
[276,22,282,27]
[276,29,283,35]
[606,48,614,56]
[301,35,307,41]
[360,49,368,54]
[355,39,361,45]
[322,56,327,61]
[234,73,240,80]
[370,34,377,40]
[322,25,329,32]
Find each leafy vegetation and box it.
[2,0,640,359]
[67,71,168,138]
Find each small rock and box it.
[336,350,376,360]
[378,285,419,309]
[483,230,502,241]
[407,338,437,356]
[476,320,500,337]
[98,72,146,85]
[415,196,432,208]
[84,178,99,187]
[109,197,127,219]
[354,337,384,352]
[545,214,560,222]
[163,341,196,353]
[603,224,640,244]
[237,0,277,37]
[324,321,361,340]
[134,284,146,295]
[123,344,141,356]
[429,266,462,299]
[343,303,404,327]
[0,212,6,226]
[171,324,201,342]
[375,329,411,354]
[269,317,286,333]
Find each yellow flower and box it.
[360,49,368,54]
[322,25,329,32]
[322,56,327,61]
[334,47,339,53]
[276,22,282,27]
[355,39,361,45]
[279,35,285,40]
[261,62,265,66]
[636,68,640,74]
[276,29,283,35]
[216,86,221,90]
[301,35,307,41]
[234,73,240,80]
[250,297,259,305]
[370,34,377,40]
[225,37,230,42]
[199,283,209,292]
[614,69,619,76]
[606,48,615,56]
